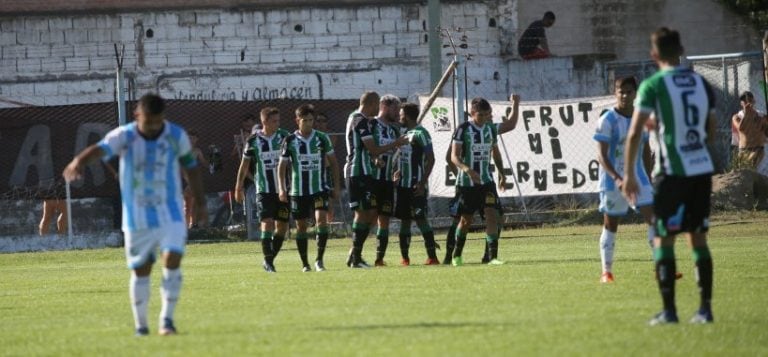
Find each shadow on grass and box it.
[317,321,512,331]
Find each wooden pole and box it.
[418,60,457,124]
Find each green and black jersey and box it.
[397,125,432,188]
[370,117,400,181]
[243,128,291,194]
[281,129,334,196]
[451,121,498,187]
[344,111,374,178]
[635,66,715,177]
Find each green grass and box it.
[1,217,768,356]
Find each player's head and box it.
[399,102,419,127]
[614,76,638,110]
[360,91,380,117]
[260,106,280,132]
[650,27,683,63]
[469,97,493,125]
[135,93,165,131]
[295,104,316,133]
[379,94,401,123]
[240,113,256,132]
[543,11,556,27]
[739,91,755,108]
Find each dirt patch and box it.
[712,170,768,210]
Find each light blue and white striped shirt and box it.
[593,108,651,191]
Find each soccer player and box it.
[593,77,655,283]
[278,104,341,272]
[235,107,291,273]
[344,91,408,268]
[450,97,517,266]
[62,93,207,336]
[623,27,716,325]
[369,94,402,266]
[393,103,439,265]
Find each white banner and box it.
[419,96,616,197]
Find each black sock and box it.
[454,228,467,258]
[316,227,329,262]
[655,246,677,313]
[296,232,309,266]
[375,228,389,261]
[489,239,498,260]
[272,234,285,257]
[444,222,457,263]
[399,234,411,260]
[259,231,275,264]
[693,246,713,311]
[351,222,369,263]
[420,226,437,260]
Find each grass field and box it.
[1,215,767,356]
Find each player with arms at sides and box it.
[368,94,403,266]
[344,91,408,268]
[279,104,341,272]
[443,94,520,264]
[593,77,656,283]
[63,93,207,336]
[235,107,291,273]
[623,27,716,325]
[449,97,518,266]
[392,103,439,265]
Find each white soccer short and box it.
[124,221,188,269]
[599,186,653,216]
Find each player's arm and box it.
[182,162,207,225]
[445,145,457,175]
[416,144,435,196]
[234,156,251,204]
[623,110,650,204]
[642,141,653,178]
[596,142,621,182]
[497,94,520,135]
[362,136,407,157]
[492,145,507,191]
[277,159,289,202]
[63,145,107,182]
[451,141,480,184]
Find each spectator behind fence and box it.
[39,199,68,236]
[517,11,556,60]
[731,91,768,169]
[183,130,208,228]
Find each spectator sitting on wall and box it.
[732,91,768,169]
[517,11,556,60]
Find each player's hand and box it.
[613,177,624,190]
[497,173,507,192]
[509,93,520,105]
[394,135,409,147]
[467,169,481,185]
[279,189,288,203]
[393,170,401,182]
[621,177,639,206]
[234,188,244,204]
[62,159,83,182]
[374,157,385,168]
[194,200,209,227]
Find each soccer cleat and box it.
[314,260,326,272]
[350,261,372,269]
[451,256,463,267]
[424,258,440,265]
[401,258,410,266]
[689,309,714,324]
[159,318,177,336]
[374,259,387,267]
[345,248,354,267]
[135,327,149,337]
[600,272,615,283]
[481,255,490,264]
[648,310,679,326]
[487,259,505,265]
[263,261,276,273]
[442,255,452,265]
[675,272,683,280]
[302,265,312,273]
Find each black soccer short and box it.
[373,180,394,216]
[256,193,289,222]
[653,174,712,238]
[347,175,377,211]
[290,192,330,220]
[448,191,460,218]
[394,187,428,220]
[456,183,500,216]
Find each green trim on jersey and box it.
[281,130,334,196]
[636,67,714,177]
[345,111,374,178]
[244,128,291,194]
[452,121,498,187]
[371,118,400,181]
[397,125,432,188]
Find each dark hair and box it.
[400,103,419,122]
[470,97,491,113]
[241,113,256,123]
[188,130,199,137]
[614,76,638,90]
[739,91,754,102]
[544,11,555,21]
[295,104,316,118]
[138,93,165,115]
[360,91,380,107]
[260,107,279,121]
[651,27,683,60]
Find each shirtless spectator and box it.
[732,91,768,169]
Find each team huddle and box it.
[62,27,716,336]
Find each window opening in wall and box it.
[146,29,154,38]
[488,18,496,28]
[294,24,303,33]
